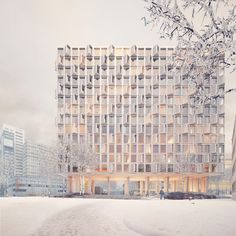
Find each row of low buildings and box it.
[55,44,232,196]
[0,124,65,197]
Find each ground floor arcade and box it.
[67,173,211,196]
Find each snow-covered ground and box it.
[1,197,236,236]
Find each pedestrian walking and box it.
[159,188,165,200]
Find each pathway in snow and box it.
[32,200,138,236]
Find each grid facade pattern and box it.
[56,45,225,177]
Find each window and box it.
[153,145,159,153]
[161,116,166,124]
[109,126,114,134]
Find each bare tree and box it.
[71,144,98,194]
[143,0,236,103]
[58,139,98,195]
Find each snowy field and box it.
[1,197,236,236]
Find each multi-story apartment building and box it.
[232,116,236,200]
[56,45,225,196]
[0,124,64,196]
[0,124,24,196]
[17,140,65,196]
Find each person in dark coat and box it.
[159,188,165,200]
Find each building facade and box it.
[232,116,236,200]
[19,140,65,196]
[0,124,64,196]
[13,140,65,196]
[0,124,24,196]
[56,45,225,196]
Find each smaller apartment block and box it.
[0,124,24,196]
[0,124,64,196]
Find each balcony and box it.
[174,105,181,114]
[145,55,152,69]
[57,87,63,96]
[166,86,173,95]
[109,104,115,114]
[153,77,159,86]
[116,96,122,104]
[131,76,137,87]
[217,135,225,143]
[116,65,122,78]
[182,125,188,133]
[86,105,92,115]
[131,106,137,114]
[58,127,64,135]
[65,45,71,57]
[72,96,78,104]
[204,124,211,134]
[57,68,64,77]
[72,124,78,133]
[188,115,196,124]
[109,45,115,60]
[152,105,158,114]
[218,105,224,114]
[210,144,217,153]
[79,55,85,69]
[108,75,115,85]
[57,115,64,124]
[153,45,159,57]
[218,74,224,85]
[160,96,166,104]
[167,115,173,124]
[210,115,218,124]
[195,134,202,143]
[94,65,100,79]
[167,145,173,153]
[57,55,63,67]
[138,96,144,105]
[72,48,78,57]
[79,85,85,95]
[196,106,203,114]
[101,55,107,70]
[175,76,181,85]
[160,124,166,133]
[145,87,151,96]
[86,45,93,59]
[72,65,78,76]
[123,55,129,70]
[131,45,137,58]
[64,106,71,114]
[138,68,144,79]
[101,86,107,95]
[210,85,217,96]
[65,75,71,85]
[188,87,196,96]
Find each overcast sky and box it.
[0,0,235,156]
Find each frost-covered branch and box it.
[144,0,236,103]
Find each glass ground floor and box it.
[68,173,211,196]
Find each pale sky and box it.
[0,0,235,157]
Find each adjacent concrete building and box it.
[0,124,24,196]
[14,140,65,196]
[0,124,64,196]
[56,45,225,196]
